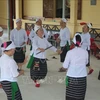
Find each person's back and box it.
[66,47,88,77]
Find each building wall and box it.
[0,0,7,28]
[81,0,100,27]
[24,0,43,17]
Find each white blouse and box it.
[63,47,88,77]
[59,27,70,47]
[81,32,91,50]
[0,38,2,56]
[0,54,19,82]
[32,36,57,59]
[10,28,28,47]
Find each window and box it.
[91,0,96,5]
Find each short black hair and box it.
[75,35,81,47]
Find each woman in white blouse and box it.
[30,25,61,87]
[0,41,24,100]
[81,23,94,75]
[63,33,88,100]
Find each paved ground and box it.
[0,31,100,100]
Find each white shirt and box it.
[29,28,48,42]
[29,29,35,42]
[32,36,57,59]
[10,28,28,47]
[81,32,91,50]
[0,54,19,82]
[63,47,88,77]
[0,38,2,56]
[59,27,70,47]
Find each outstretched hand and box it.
[56,49,62,54]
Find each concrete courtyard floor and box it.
[0,30,100,100]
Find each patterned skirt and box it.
[1,81,22,100]
[66,76,87,100]
[14,47,25,63]
[30,57,47,80]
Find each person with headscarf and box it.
[81,23,94,75]
[10,19,28,70]
[56,18,70,72]
[63,33,88,100]
[0,27,3,57]
[0,41,24,100]
[0,27,3,88]
[30,25,61,87]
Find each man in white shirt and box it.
[10,19,28,69]
[56,18,70,72]
[81,23,94,75]
[29,18,48,42]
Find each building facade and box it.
[0,0,100,37]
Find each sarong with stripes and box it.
[1,81,22,100]
[66,76,87,100]
[30,57,47,80]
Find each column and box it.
[62,0,65,18]
[70,0,78,36]
[15,0,22,19]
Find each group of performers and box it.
[0,18,97,100]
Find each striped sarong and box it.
[66,76,87,100]
[1,81,22,100]
[30,57,47,80]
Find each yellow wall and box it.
[79,0,100,28]
[0,0,7,27]
[24,0,43,17]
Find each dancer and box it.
[81,23,94,74]
[30,25,61,87]
[0,41,24,100]
[0,27,3,88]
[63,33,88,100]
[56,18,70,72]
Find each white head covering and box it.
[72,33,82,45]
[1,41,16,51]
[87,23,92,28]
[0,27,3,32]
[34,25,41,33]
[16,19,21,23]
[36,18,41,23]
[61,18,67,23]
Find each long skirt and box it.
[14,47,25,63]
[86,50,90,67]
[30,57,47,80]
[66,76,87,100]
[1,81,22,100]
[60,43,70,62]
